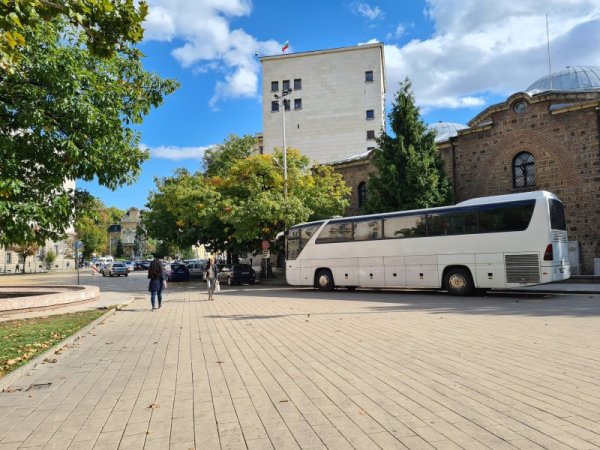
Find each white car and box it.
[124,261,134,272]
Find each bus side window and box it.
[354,219,381,240]
[316,221,353,243]
[383,215,426,238]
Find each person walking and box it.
[148,258,166,310]
[205,256,218,301]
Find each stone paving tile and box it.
[1,290,599,449]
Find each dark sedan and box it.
[165,263,190,282]
[217,263,256,286]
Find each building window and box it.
[271,101,279,112]
[294,78,302,90]
[284,99,290,111]
[294,98,302,110]
[282,80,290,91]
[365,71,374,82]
[513,152,535,188]
[366,130,375,140]
[366,109,374,120]
[5,252,11,263]
[271,81,279,92]
[358,182,367,208]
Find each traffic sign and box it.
[262,250,270,259]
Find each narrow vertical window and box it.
[294,78,302,90]
[358,182,367,208]
[271,81,279,92]
[366,109,374,120]
[282,80,290,91]
[294,98,302,110]
[271,101,279,112]
[365,71,374,82]
[513,152,535,187]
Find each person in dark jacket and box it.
[148,258,166,310]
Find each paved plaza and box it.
[0,285,599,449]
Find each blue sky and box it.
[78,0,600,210]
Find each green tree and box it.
[74,199,123,259]
[0,16,178,248]
[45,249,56,270]
[133,223,146,259]
[144,136,350,257]
[365,79,453,213]
[115,239,123,258]
[1,0,148,73]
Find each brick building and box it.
[333,66,600,275]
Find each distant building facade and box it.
[261,43,386,164]
[107,208,141,259]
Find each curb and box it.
[0,301,130,392]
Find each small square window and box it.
[366,109,374,120]
[271,101,279,112]
[365,71,374,82]
[271,81,279,92]
[294,78,302,90]
[367,130,375,140]
[294,98,302,110]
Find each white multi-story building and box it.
[261,43,386,164]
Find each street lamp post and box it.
[273,88,292,197]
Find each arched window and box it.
[358,182,367,208]
[513,152,535,188]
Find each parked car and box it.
[101,262,128,277]
[187,260,207,278]
[217,263,256,286]
[124,261,135,272]
[135,261,150,271]
[165,263,190,282]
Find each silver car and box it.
[102,262,129,277]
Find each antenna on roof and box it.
[546,13,552,88]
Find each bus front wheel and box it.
[316,270,335,291]
[443,268,474,296]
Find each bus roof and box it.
[456,190,558,207]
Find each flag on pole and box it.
[282,40,289,52]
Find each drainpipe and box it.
[450,136,457,200]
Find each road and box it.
[1,272,599,448]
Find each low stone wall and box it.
[0,285,100,314]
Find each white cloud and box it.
[144,144,212,161]
[382,0,600,114]
[352,2,384,21]
[144,0,280,107]
[386,24,406,41]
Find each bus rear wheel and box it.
[443,267,474,296]
[316,270,335,291]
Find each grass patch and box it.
[0,310,105,377]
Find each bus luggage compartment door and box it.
[405,255,438,288]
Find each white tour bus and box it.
[285,190,570,295]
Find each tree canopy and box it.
[144,135,350,256]
[1,0,148,73]
[0,12,178,248]
[74,198,124,259]
[365,79,453,213]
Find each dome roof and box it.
[427,122,468,143]
[526,66,600,93]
